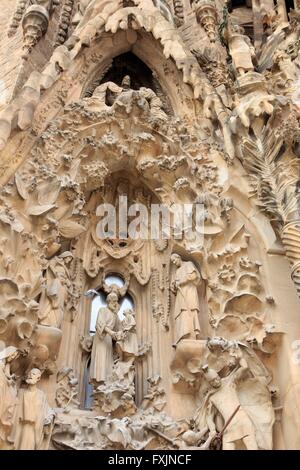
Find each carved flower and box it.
[239,256,261,271]
[196,163,218,184]
[239,256,252,269]
[218,264,236,283]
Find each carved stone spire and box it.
[22,5,49,58]
[193,0,218,42]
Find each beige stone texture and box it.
[0,0,300,451]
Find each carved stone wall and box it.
[1,0,300,451]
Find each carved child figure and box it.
[116,308,138,362]
[227,24,256,76]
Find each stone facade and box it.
[0,0,300,451]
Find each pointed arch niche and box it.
[82,51,174,116]
[75,29,195,118]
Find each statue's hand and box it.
[115,331,126,341]
[110,331,118,341]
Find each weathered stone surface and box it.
[0,0,300,451]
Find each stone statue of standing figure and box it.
[90,292,119,384]
[171,254,202,345]
[0,347,20,449]
[13,368,55,450]
[227,24,256,76]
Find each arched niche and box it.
[0,29,197,187]
[82,51,174,117]
[77,29,195,118]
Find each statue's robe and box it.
[90,307,116,382]
[173,261,201,344]
[229,33,254,72]
[14,387,53,450]
[0,364,17,444]
[38,260,69,329]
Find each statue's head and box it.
[26,368,42,385]
[231,24,244,35]
[59,251,73,264]
[124,308,134,317]
[107,292,119,313]
[121,75,131,90]
[171,253,182,267]
[202,365,221,388]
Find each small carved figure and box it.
[90,292,119,383]
[14,368,55,450]
[91,75,167,120]
[55,367,79,408]
[0,347,20,448]
[142,375,166,412]
[227,24,255,76]
[38,251,73,329]
[171,254,202,344]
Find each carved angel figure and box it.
[171,254,202,344]
[90,292,119,383]
[195,360,275,450]
[14,368,55,450]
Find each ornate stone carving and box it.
[22,4,50,58]
[55,367,79,408]
[0,0,300,452]
[194,0,218,43]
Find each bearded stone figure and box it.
[171,254,202,345]
[90,292,119,383]
[14,368,55,450]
